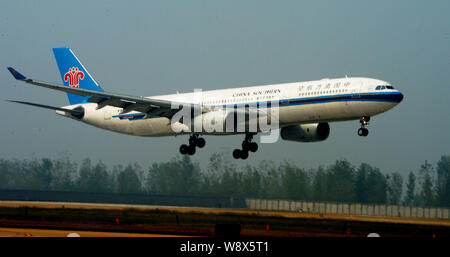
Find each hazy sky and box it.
[1,1,449,175]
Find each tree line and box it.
[0,153,448,207]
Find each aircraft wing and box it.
[7,67,201,118]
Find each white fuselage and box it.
[57,77,403,137]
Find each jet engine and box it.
[280,123,330,142]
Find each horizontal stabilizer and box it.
[7,100,84,117]
[7,67,27,80]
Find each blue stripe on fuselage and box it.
[281,92,403,107]
[209,91,403,109]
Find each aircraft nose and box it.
[396,91,404,103]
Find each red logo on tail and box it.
[64,67,84,88]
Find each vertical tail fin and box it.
[53,47,104,105]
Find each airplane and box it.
[7,47,404,159]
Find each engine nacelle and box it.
[280,123,330,142]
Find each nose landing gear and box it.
[180,134,205,155]
[357,116,370,137]
[233,133,258,160]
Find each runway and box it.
[0,201,449,237]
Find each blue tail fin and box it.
[53,47,104,105]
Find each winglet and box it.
[7,67,27,80]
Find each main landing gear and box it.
[357,116,370,137]
[233,133,258,160]
[180,134,205,155]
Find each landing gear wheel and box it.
[242,141,251,152]
[233,149,241,159]
[187,145,196,155]
[233,133,257,159]
[249,142,258,152]
[180,144,189,155]
[358,128,369,137]
[196,137,206,148]
[240,150,249,160]
[189,137,197,146]
[358,128,363,136]
[363,128,369,136]
[180,134,205,156]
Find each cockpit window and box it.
[376,85,394,90]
